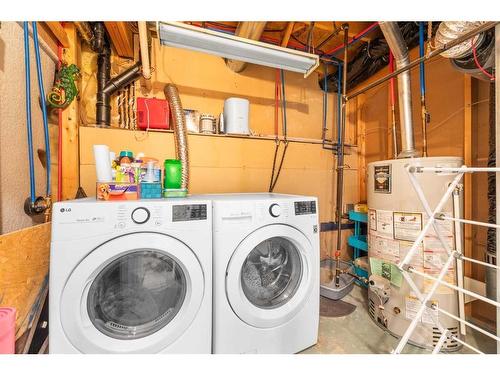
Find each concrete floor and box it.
[302,285,497,354]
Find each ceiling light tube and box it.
[157,21,320,78]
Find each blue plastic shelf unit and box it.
[348,210,368,286]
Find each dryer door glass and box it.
[241,237,302,309]
[87,250,186,340]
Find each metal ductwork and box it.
[380,22,419,158]
[225,22,266,73]
[164,84,189,190]
[435,21,495,82]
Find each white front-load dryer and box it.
[203,193,320,354]
[49,198,212,353]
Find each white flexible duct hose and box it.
[435,21,487,59]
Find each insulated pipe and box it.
[74,21,94,46]
[138,21,152,83]
[164,84,189,190]
[380,22,418,158]
[225,22,266,73]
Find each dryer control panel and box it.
[294,200,317,215]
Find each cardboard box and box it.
[96,182,139,201]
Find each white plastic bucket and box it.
[223,98,250,135]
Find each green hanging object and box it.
[47,63,80,109]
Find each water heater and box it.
[367,156,463,351]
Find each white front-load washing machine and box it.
[205,193,320,354]
[49,198,212,353]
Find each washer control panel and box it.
[131,207,150,224]
[173,204,207,222]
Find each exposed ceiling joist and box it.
[104,22,134,58]
[281,22,295,47]
[44,21,70,48]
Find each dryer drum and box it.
[240,237,303,309]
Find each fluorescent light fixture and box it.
[157,21,320,78]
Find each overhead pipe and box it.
[225,22,266,73]
[323,22,379,57]
[93,22,142,126]
[320,59,343,151]
[138,21,152,91]
[347,22,498,100]
[74,21,94,46]
[419,22,429,157]
[389,52,398,158]
[379,22,418,158]
[164,84,189,190]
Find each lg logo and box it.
[60,208,72,213]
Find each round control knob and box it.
[131,207,150,224]
[269,203,282,218]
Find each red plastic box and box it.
[137,97,170,130]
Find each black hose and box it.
[268,69,289,192]
[269,142,289,192]
[268,142,280,192]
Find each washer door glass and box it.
[87,250,186,340]
[241,236,302,309]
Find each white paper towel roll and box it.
[93,145,113,182]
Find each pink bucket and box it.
[0,308,16,354]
